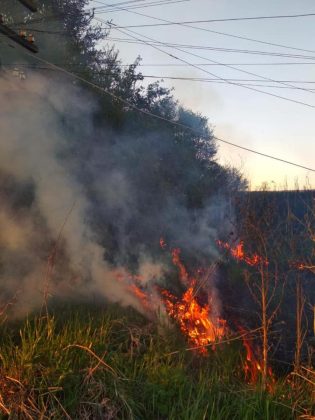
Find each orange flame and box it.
[161,247,226,353]
[238,326,275,389]
[161,283,226,353]
[217,240,269,267]
[114,271,151,311]
[239,327,262,384]
[171,248,190,286]
[128,284,150,310]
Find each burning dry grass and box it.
[0,304,313,419]
[161,284,226,352]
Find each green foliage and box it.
[0,305,312,419]
[1,0,245,268]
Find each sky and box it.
[91,0,315,190]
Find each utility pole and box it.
[0,0,38,53]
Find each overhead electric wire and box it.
[9,0,188,28]
[103,36,315,60]
[92,0,147,8]
[127,61,315,66]
[9,1,187,24]
[92,0,185,10]
[97,12,315,26]
[8,2,315,97]
[97,19,315,108]
[92,4,315,56]
[4,25,315,64]
[9,43,315,173]
[104,33,315,95]
[8,27,315,62]
[7,60,315,67]
[5,63,315,88]
[93,0,190,13]
[91,0,315,99]
[11,2,315,63]
[90,61,315,67]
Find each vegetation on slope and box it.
[0,3,314,419]
[0,304,313,419]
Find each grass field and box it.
[0,303,313,419]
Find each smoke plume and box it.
[0,72,233,317]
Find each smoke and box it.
[0,71,234,317]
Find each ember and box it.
[159,237,167,250]
[289,261,311,271]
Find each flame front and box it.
[161,247,226,352]
[238,326,262,384]
[161,283,226,352]
[217,240,269,267]
[238,326,275,389]
[117,240,275,387]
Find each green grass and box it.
[0,304,313,419]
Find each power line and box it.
[14,17,315,94]
[10,44,315,173]
[92,0,147,7]
[8,28,315,63]
[6,64,315,86]
[14,2,313,102]
[93,0,190,13]
[9,1,189,28]
[9,3,182,28]
[6,56,315,67]
[100,20,315,108]
[102,36,315,61]
[12,27,315,63]
[93,4,315,56]
[99,12,315,27]
[91,0,315,105]
[130,61,315,66]
[109,34,315,94]
[93,0,185,9]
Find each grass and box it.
[0,303,313,419]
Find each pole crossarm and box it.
[0,22,38,53]
[0,0,38,53]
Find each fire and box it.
[161,283,226,352]
[161,246,226,352]
[217,240,269,267]
[238,326,275,389]
[114,240,226,352]
[289,261,314,271]
[170,248,190,287]
[114,270,152,311]
[128,284,150,310]
[238,326,262,384]
[117,239,275,388]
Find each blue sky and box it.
[91,0,315,189]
